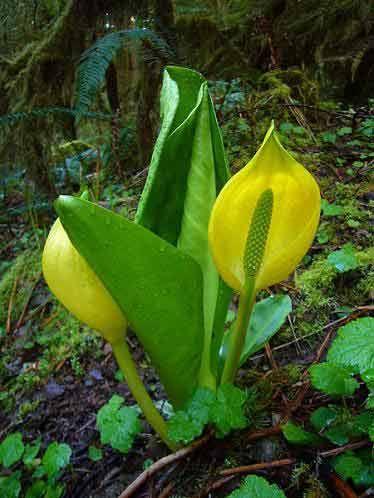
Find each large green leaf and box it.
[136,66,231,380]
[55,196,204,408]
[220,294,292,371]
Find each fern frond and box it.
[74,28,175,114]
[0,107,112,129]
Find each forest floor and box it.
[0,97,373,498]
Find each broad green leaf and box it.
[0,433,24,468]
[309,363,359,396]
[23,439,41,467]
[56,195,204,407]
[310,406,339,432]
[0,472,21,498]
[327,244,360,273]
[227,475,286,498]
[220,294,292,369]
[282,421,321,445]
[41,442,71,478]
[25,481,47,498]
[321,199,344,217]
[327,317,374,374]
[135,66,232,379]
[97,395,141,454]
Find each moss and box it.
[296,258,337,309]
[0,248,42,326]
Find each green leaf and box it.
[310,406,339,432]
[337,127,352,136]
[321,132,337,144]
[41,442,71,478]
[321,199,344,217]
[282,422,321,446]
[0,433,24,468]
[226,475,286,498]
[327,244,360,273]
[327,317,374,374]
[211,384,248,437]
[56,195,204,408]
[0,472,21,498]
[332,449,374,487]
[309,363,359,396]
[167,384,248,443]
[88,446,103,462]
[23,439,41,467]
[220,295,292,369]
[25,480,47,498]
[97,395,141,454]
[135,66,232,378]
[333,450,374,487]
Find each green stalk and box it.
[111,339,177,451]
[221,280,256,384]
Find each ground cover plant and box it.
[1,2,373,497]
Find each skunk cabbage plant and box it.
[42,66,320,450]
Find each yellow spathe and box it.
[209,122,321,292]
[42,218,127,343]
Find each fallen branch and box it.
[117,433,211,498]
[219,458,296,477]
[320,440,370,458]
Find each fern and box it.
[74,28,175,114]
[0,107,112,129]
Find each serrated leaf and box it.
[56,195,204,408]
[97,395,141,454]
[333,452,363,482]
[327,244,360,273]
[41,442,72,478]
[211,384,248,437]
[309,363,359,396]
[0,433,24,468]
[0,472,21,498]
[167,385,248,443]
[327,317,374,374]
[310,406,339,432]
[227,475,286,498]
[167,387,216,444]
[282,422,321,446]
[23,439,41,467]
[220,294,292,369]
[321,199,344,217]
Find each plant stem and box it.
[221,279,256,384]
[111,339,177,451]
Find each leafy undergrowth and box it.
[1,95,373,497]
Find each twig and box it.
[157,481,175,498]
[326,471,359,498]
[247,425,281,441]
[219,458,296,477]
[320,440,370,458]
[199,475,236,497]
[117,433,211,498]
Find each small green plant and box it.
[282,317,374,488]
[0,432,71,498]
[226,475,286,497]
